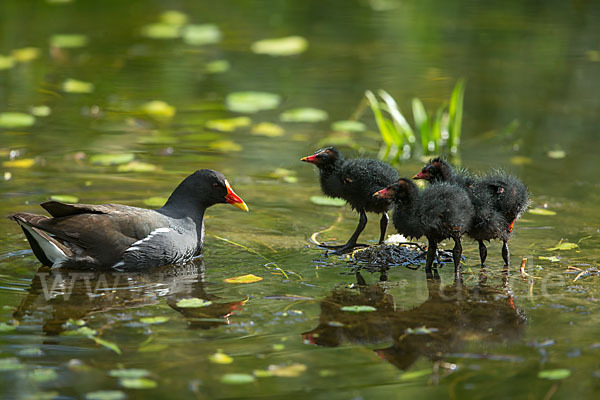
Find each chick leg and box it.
[378,212,389,244]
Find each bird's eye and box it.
[212,183,220,189]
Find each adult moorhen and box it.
[414,158,529,267]
[301,147,400,253]
[8,169,248,270]
[374,178,474,278]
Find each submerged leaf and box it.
[226,92,281,113]
[0,112,35,128]
[119,378,157,389]
[546,241,578,251]
[205,60,230,74]
[141,23,181,39]
[143,196,167,207]
[547,149,566,159]
[224,274,263,284]
[209,140,243,152]
[331,120,366,132]
[251,36,308,56]
[140,100,176,120]
[31,105,51,117]
[109,369,151,379]
[510,156,533,166]
[85,390,127,400]
[182,24,221,45]
[0,55,15,70]
[280,108,328,123]
[309,196,346,207]
[206,117,251,132]
[139,316,169,324]
[3,159,35,168]
[209,351,234,364]
[251,122,285,137]
[529,208,556,216]
[50,195,79,203]
[50,34,89,48]
[220,373,256,384]
[176,298,213,308]
[340,305,377,313]
[11,47,40,62]
[62,78,94,93]
[90,153,135,166]
[538,369,571,380]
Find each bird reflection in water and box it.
[13,259,246,335]
[302,271,526,374]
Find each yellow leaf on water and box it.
[209,351,233,364]
[510,156,533,166]
[3,158,35,168]
[140,100,176,120]
[209,140,242,152]
[11,47,40,62]
[205,117,251,132]
[62,78,94,93]
[251,122,284,137]
[224,274,262,284]
[528,208,556,216]
[546,241,578,251]
[251,36,308,56]
[267,363,307,377]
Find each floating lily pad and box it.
[109,369,151,379]
[3,158,35,168]
[141,100,176,120]
[119,378,157,389]
[267,363,307,377]
[546,241,578,251]
[0,358,24,371]
[331,120,366,132]
[139,316,169,324]
[251,122,285,137]
[0,112,35,128]
[143,197,167,207]
[62,326,97,336]
[510,156,533,166]
[176,298,213,308]
[209,351,233,364]
[85,390,127,400]
[529,208,556,216]
[539,255,560,262]
[220,373,256,384]
[309,196,346,207]
[538,369,571,380]
[117,161,159,173]
[11,47,40,62]
[141,23,181,39]
[90,153,135,166]
[547,149,566,159]
[0,322,16,332]
[0,55,15,70]
[31,105,51,117]
[62,78,94,93]
[224,274,263,284]
[340,305,377,313]
[50,34,89,48]
[251,36,308,56]
[160,10,188,26]
[29,368,58,383]
[206,117,251,132]
[226,92,281,113]
[182,24,221,45]
[50,195,79,203]
[280,108,328,123]
[205,60,230,74]
[209,140,243,152]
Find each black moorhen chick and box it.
[301,147,400,253]
[414,158,529,267]
[374,179,474,278]
[9,169,248,270]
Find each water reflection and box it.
[303,272,526,371]
[13,259,246,334]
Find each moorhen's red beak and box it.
[301,154,318,164]
[224,180,249,211]
[413,171,426,179]
[373,188,390,199]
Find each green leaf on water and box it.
[510,156,533,166]
[205,60,230,74]
[267,363,307,377]
[209,351,233,364]
[220,373,256,384]
[62,326,97,336]
[0,322,16,332]
[90,153,135,166]
[309,196,346,207]
[280,108,328,123]
[31,105,51,117]
[62,78,94,93]
[50,195,79,203]
[117,161,159,173]
[251,36,308,56]
[209,140,243,152]
[143,196,167,207]
[400,368,431,381]
[547,149,566,159]
[91,336,122,355]
[182,24,221,45]
[140,100,176,120]
[3,159,35,168]
[0,358,24,371]
[119,378,157,389]
[226,92,281,114]
[538,369,571,380]
[160,10,188,26]
[50,34,89,48]
[85,390,127,400]
[0,55,15,70]
[141,23,181,39]
[12,47,40,62]
[109,369,151,379]
[0,112,35,128]
[529,208,556,216]
[176,298,213,308]
[251,122,285,137]
[340,305,377,313]
[331,120,366,132]
[139,316,169,324]
[29,368,59,383]
[546,241,578,251]
[206,116,251,132]
[138,343,168,353]
[539,255,560,262]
